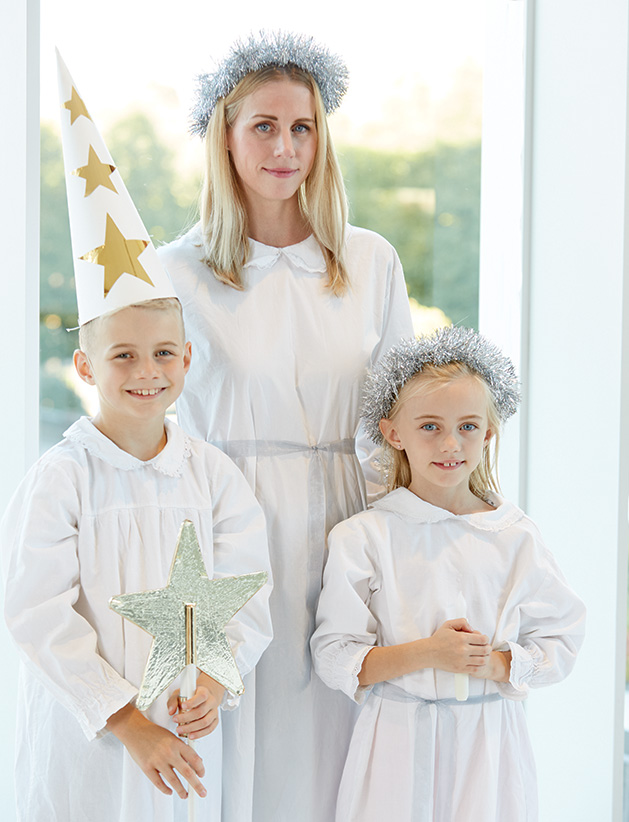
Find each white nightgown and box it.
[2,417,272,822]
[311,487,586,822]
[158,224,414,822]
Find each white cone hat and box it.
[56,50,177,326]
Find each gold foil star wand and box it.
[110,520,267,818]
[109,519,267,710]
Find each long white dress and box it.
[158,224,414,822]
[1,417,273,822]
[311,487,586,822]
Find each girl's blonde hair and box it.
[199,66,349,295]
[380,361,502,498]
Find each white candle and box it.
[454,592,469,702]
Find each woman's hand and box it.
[168,673,226,741]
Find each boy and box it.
[1,55,272,821]
[1,297,272,820]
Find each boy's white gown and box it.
[2,418,272,822]
[311,488,586,822]
[158,224,414,822]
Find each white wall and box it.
[0,1,40,818]
[481,1,629,819]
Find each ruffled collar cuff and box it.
[371,487,524,532]
[64,417,192,477]
[243,234,327,274]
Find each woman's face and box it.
[226,78,318,211]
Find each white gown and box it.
[1,418,272,822]
[311,487,586,822]
[158,224,414,822]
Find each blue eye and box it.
[461,423,477,431]
[256,123,271,133]
[421,423,437,431]
[293,124,310,133]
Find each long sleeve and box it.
[311,518,379,703]
[2,460,137,741]
[494,547,586,699]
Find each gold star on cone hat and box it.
[56,50,177,325]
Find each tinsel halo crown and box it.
[190,30,349,137]
[361,326,521,444]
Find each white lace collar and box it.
[63,417,192,477]
[371,487,524,532]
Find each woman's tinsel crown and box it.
[361,326,521,445]
[190,30,349,137]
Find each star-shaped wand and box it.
[109,519,267,814]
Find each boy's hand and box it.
[425,618,491,673]
[106,703,206,799]
[168,673,226,741]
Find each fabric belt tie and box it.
[373,681,504,820]
[212,438,358,680]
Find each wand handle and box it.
[179,605,198,821]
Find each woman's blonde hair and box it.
[199,66,349,295]
[380,361,502,498]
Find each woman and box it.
[158,31,414,822]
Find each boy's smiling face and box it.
[74,304,191,445]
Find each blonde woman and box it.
[158,31,414,822]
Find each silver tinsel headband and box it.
[190,30,349,137]
[361,326,521,444]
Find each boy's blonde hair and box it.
[78,298,185,357]
[380,361,502,498]
[199,66,349,295]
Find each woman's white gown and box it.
[158,224,414,821]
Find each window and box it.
[39,0,487,451]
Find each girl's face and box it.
[226,78,317,212]
[380,375,493,511]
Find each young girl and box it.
[311,326,585,822]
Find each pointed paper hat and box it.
[56,51,177,326]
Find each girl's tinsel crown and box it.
[361,326,521,445]
[190,30,349,137]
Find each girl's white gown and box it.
[158,224,414,822]
[311,487,586,822]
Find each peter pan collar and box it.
[243,234,327,274]
[64,417,192,477]
[372,487,524,532]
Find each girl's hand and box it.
[425,618,491,673]
[469,649,512,682]
[106,702,206,798]
[168,673,226,741]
